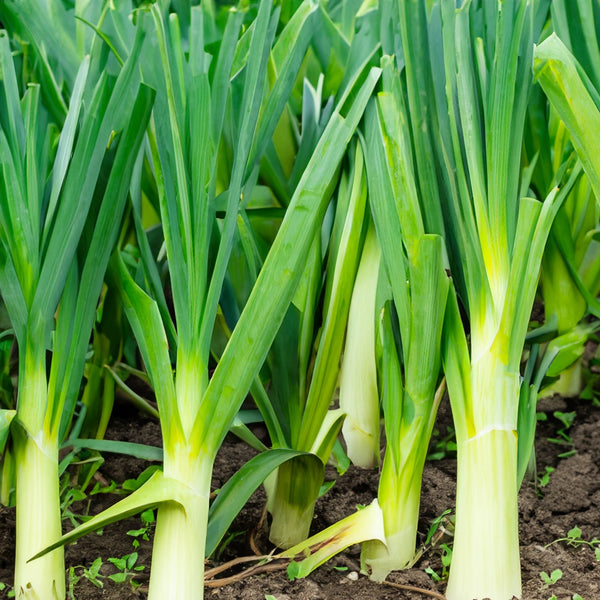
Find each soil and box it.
[1,393,599,600]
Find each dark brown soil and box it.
[1,394,599,600]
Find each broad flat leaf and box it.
[112,253,180,448]
[30,471,193,561]
[535,34,600,200]
[297,143,368,451]
[205,448,314,557]
[195,67,381,456]
[67,439,162,462]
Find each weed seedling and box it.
[547,525,600,559]
[581,354,600,407]
[427,426,458,461]
[0,581,15,598]
[425,509,454,546]
[424,544,453,582]
[60,472,91,528]
[540,568,563,588]
[126,508,155,549]
[538,466,555,488]
[548,411,577,458]
[107,552,145,587]
[67,558,105,599]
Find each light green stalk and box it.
[14,345,64,600]
[339,224,381,469]
[0,21,152,598]
[358,44,449,577]
[392,2,577,598]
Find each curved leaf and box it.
[30,471,191,561]
[206,448,314,557]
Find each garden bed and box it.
[1,394,599,600]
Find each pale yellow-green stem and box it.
[268,457,322,549]
[361,453,422,581]
[175,348,207,440]
[14,435,64,600]
[147,357,211,600]
[339,224,381,468]
[541,359,583,398]
[446,429,520,600]
[446,356,521,600]
[14,347,64,600]
[148,443,212,600]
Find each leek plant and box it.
[33,5,380,600]
[267,4,451,576]
[525,2,600,397]
[0,26,153,600]
[359,53,449,580]
[259,1,383,546]
[405,2,579,598]
[532,1,600,396]
[264,140,370,549]
[271,49,450,581]
[213,3,384,548]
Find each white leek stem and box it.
[14,433,64,600]
[339,224,381,468]
[147,447,211,600]
[445,428,521,600]
[361,450,422,581]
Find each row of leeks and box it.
[282,4,598,600]
[1,3,381,600]
[1,2,600,600]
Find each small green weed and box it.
[538,465,555,488]
[425,543,452,582]
[67,552,147,596]
[580,354,600,407]
[0,581,15,598]
[427,426,457,461]
[67,557,104,599]
[546,525,600,559]
[107,552,145,586]
[126,508,155,549]
[540,568,562,588]
[425,509,454,545]
[547,411,577,458]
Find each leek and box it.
[339,223,381,469]
[404,2,579,598]
[266,141,369,548]
[0,27,153,600]
[359,51,448,578]
[528,4,600,396]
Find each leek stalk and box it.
[410,2,577,598]
[0,27,153,599]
